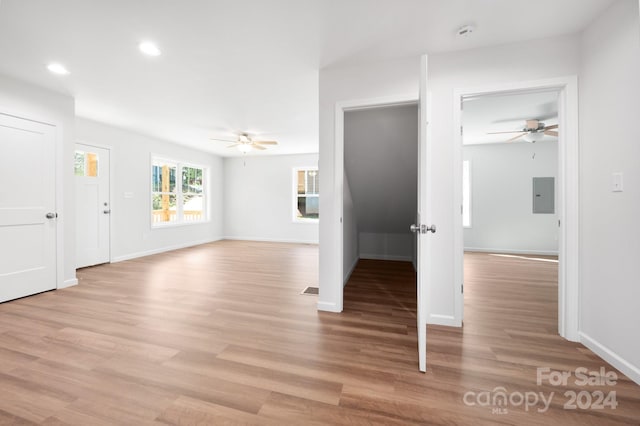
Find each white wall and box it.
[463,140,558,255]
[76,118,224,262]
[319,56,419,311]
[0,74,76,287]
[319,35,580,313]
[320,3,640,384]
[344,104,418,262]
[578,0,640,383]
[223,154,319,244]
[427,35,581,325]
[359,233,413,261]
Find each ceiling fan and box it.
[487,119,558,143]
[210,133,278,153]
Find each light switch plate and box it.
[612,172,623,192]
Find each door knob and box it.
[410,224,436,234]
[103,209,111,214]
[45,212,58,219]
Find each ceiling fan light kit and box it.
[237,144,253,153]
[210,133,279,154]
[523,132,545,143]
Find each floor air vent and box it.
[301,286,319,295]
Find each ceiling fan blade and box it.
[506,133,526,142]
[252,144,266,150]
[493,112,557,124]
[211,138,237,143]
[487,130,524,134]
[544,130,559,137]
[226,143,240,148]
[544,124,558,130]
[254,141,278,145]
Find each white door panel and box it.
[75,144,110,268]
[0,113,57,302]
[416,54,432,372]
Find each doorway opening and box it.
[460,89,561,336]
[453,77,579,341]
[342,102,419,311]
[343,102,419,271]
[334,97,424,369]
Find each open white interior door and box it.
[414,54,434,372]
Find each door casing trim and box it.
[327,94,418,313]
[452,75,580,341]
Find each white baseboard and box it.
[359,253,413,262]
[464,247,559,256]
[223,236,319,245]
[112,238,222,263]
[579,332,640,386]
[317,301,341,313]
[343,256,359,287]
[59,278,78,289]
[428,314,460,327]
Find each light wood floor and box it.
[0,242,638,425]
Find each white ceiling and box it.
[463,90,559,145]
[0,0,613,156]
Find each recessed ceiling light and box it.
[139,41,161,57]
[47,63,70,75]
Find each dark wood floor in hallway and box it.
[0,242,638,425]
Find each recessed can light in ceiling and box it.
[139,41,161,57]
[457,24,475,38]
[47,63,70,75]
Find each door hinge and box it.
[460,126,464,136]
[558,219,561,227]
[461,283,464,293]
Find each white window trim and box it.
[150,155,209,228]
[462,159,472,228]
[292,166,319,224]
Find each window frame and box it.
[74,149,99,177]
[292,166,319,223]
[150,155,209,228]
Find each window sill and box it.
[293,219,319,224]
[151,220,211,229]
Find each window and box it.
[294,167,319,222]
[151,157,207,226]
[462,160,471,227]
[74,150,99,177]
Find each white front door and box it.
[75,144,110,268]
[0,113,57,302]
[414,54,433,372]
